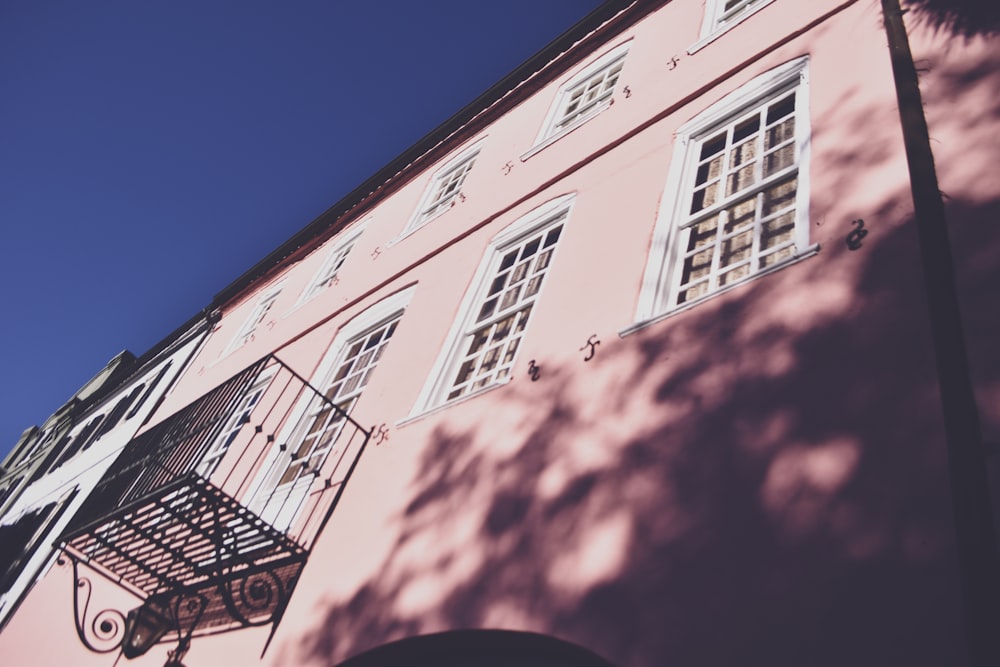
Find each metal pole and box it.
[879,1,1000,664]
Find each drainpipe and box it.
[879,1,1000,665]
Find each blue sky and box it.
[0,0,605,458]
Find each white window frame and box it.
[408,194,575,417]
[297,221,369,305]
[245,286,415,533]
[402,141,483,236]
[630,57,815,332]
[195,366,277,480]
[530,41,630,154]
[690,0,776,53]
[225,282,284,355]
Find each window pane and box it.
[499,285,522,311]
[767,94,795,124]
[520,238,541,259]
[477,297,499,323]
[682,246,714,284]
[760,211,796,251]
[687,216,719,252]
[761,177,797,216]
[720,229,753,269]
[725,198,757,232]
[760,244,797,268]
[691,182,720,214]
[718,262,751,286]
[764,142,795,176]
[678,280,709,305]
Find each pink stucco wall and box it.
[2,1,997,665]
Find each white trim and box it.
[399,140,485,238]
[689,0,776,54]
[634,56,811,324]
[295,218,371,306]
[408,194,576,417]
[528,40,631,154]
[396,376,510,429]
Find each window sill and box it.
[620,243,819,338]
[397,376,512,428]
[214,342,250,365]
[687,0,776,55]
[388,205,459,248]
[285,291,328,317]
[520,102,612,162]
[209,336,268,369]
[388,224,427,249]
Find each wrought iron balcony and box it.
[57,355,371,659]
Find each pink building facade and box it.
[1,1,998,665]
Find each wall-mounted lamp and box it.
[121,602,171,659]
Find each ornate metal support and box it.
[65,555,128,654]
[165,592,207,664]
[57,355,368,660]
[218,568,287,628]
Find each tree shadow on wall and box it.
[904,0,1000,38]
[292,190,998,667]
[290,35,1000,667]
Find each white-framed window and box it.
[225,282,284,354]
[248,287,414,531]
[298,222,368,304]
[125,361,172,420]
[535,42,630,146]
[411,195,575,414]
[633,57,813,326]
[195,367,276,480]
[404,141,483,234]
[693,0,775,51]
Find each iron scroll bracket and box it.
[64,553,129,654]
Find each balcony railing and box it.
[57,355,371,658]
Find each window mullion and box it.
[750,118,766,273]
[751,191,765,274]
[708,124,737,292]
[710,207,727,292]
[792,87,809,250]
